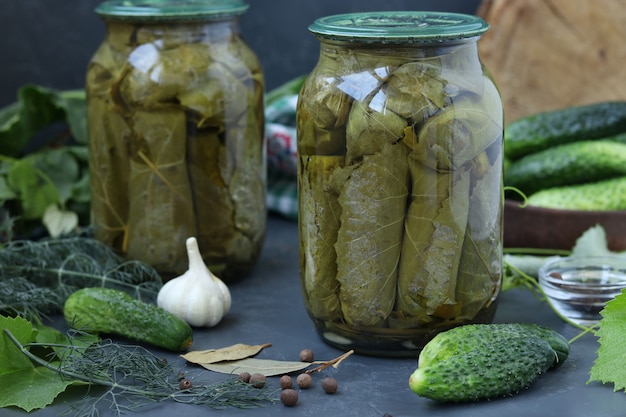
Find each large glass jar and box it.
[297,12,504,356]
[86,0,265,281]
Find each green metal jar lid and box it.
[309,11,489,43]
[95,0,249,21]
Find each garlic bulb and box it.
[157,237,231,327]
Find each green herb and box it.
[589,292,626,391]
[1,316,277,417]
[0,84,89,239]
[0,236,162,322]
[0,315,89,412]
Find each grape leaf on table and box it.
[589,291,626,391]
[0,315,86,412]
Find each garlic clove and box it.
[215,276,232,313]
[157,237,231,327]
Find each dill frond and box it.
[0,236,163,321]
[6,331,278,417]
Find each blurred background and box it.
[0,0,482,106]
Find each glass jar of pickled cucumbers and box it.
[86,0,265,281]
[297,12,504,356]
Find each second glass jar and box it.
[297,12,504,356]
[86,0,265,281]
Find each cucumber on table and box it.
[504,101,626,160]
[409,323,569,402]
[526,176,626,211]
[64,287,193,352]
[504,139,626,195]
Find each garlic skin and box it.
[157,237,231,327]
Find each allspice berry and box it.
[249,373,266,388]
[299,348,315,362]
[280,388,299,407]
[178,379,193,390]
[238,371,251,383]
[279,375,293,389]
[296,373,313,389]
[322,377,338,394]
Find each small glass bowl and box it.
[538,255,626,326]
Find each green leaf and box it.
[572,224,626,258]
[589,290,626,391]
[0,316,89,412]
[33,323,100,354]
[0,315,37,372]
[57,89,88,145]
[0,85,66,157]
[0,366,76,412]
[0,102,20,133]
[264,74,306,106]
[70,173,91,204]
[0,176,17,200]
[0,316,74,412]
[34,323,70,346]
[27,147,81,203]
[6,159,59,219]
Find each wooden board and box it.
[476,0,626,124]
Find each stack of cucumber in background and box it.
[504,101,626,211]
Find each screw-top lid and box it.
[309,11,489,43]
[95,0,249,21]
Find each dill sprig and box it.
[5,330,278,417]
[0,277,63,318]
[0,236,163,322]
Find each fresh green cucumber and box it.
[504,101,626,159]
[409,323,569,402]
[526,176,626,211]
[64,287,193,351]
[504,139,626,195]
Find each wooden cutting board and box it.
[476,0,626,124]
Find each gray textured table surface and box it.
[4,215,624,417]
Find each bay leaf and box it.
[181,343,272,365]
[198,358,312,376]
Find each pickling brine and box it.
[297,12,504,356]
[86,0,265,281]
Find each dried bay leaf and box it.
[199,358,312,377]
[181,343,272,364]
[186,349,354,377]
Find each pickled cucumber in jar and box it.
[86,1,265,280]
[297,11,504,356]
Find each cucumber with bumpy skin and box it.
[409,323,569,403]
[64,287,193,352]
[504,101,626,160]
[504,139,626,195]
[525,176,626,211]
